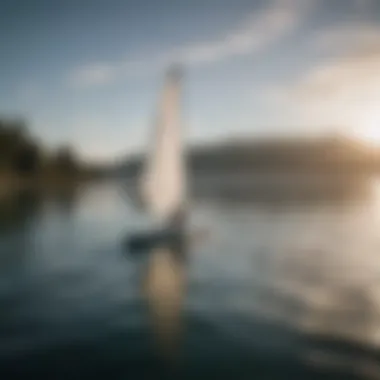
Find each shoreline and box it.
[0,175,98,201]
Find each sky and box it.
[1,0,380,162]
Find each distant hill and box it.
[115,135,379,179]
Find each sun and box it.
[352,112,380,146]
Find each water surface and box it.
[1,179,380,379]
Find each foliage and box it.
[0,118,83,179]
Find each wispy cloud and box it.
[69,64,117,87]
[292,53,380,101]
[170,0,308,66]
[262,21,380,135]
[69,0,314,88]
[290,21,380,102]
[313,22,380,56]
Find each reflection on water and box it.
[143,247,185,367]
[0,190,41,234]
[0,178,380,378]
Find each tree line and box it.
[0,118,87,180]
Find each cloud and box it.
[69,0,314,88]
[292,54,380,101]
[170,0,308,66]
[313,22,380,57]
[263,33,380,136]
[291,21,380,103]
[69,63,117,87]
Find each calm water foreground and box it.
[1,178,380,379]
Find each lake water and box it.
[1,178,380,379]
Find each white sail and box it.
[140,65,186,222]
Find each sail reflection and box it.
[143,244,186,367]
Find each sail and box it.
[140,65,186,222]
